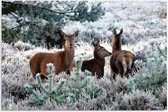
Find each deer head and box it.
[92,40,111,58]
[112,28,123,51]
[59,30,79,49]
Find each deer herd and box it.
[29,28,136,80]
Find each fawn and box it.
[45,30,65,49]
[81,41,111,78]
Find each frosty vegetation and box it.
[1,1,167,110]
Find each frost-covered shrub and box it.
[154,83,167,108]
[79,29,111,43]
[1,64,35,103]
[134,50,147,63]
[1,43,36,104]
[64,1,166,45]
[112,90,163,110]
[24,61,103,108]
[128,39,167,92]
[1,43,17,61]
[112,76,129,93]
[1,96,15,110]
[14,40,35,51]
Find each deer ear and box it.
[97,44,100,49]
[92,41,100,48]
[73,30,79,37]
[96,40,100,47]
[120,28,123,35]
[112,28,117,35]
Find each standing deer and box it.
[110,28,135,79]
[81,41,111,78]
[30,30,79,79]
[45,30,65,49]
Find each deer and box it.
[45,30,65,49]
[81,40,111,78]
[29,30,79,79]
[110,28,135,79]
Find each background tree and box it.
[2,1,105,46]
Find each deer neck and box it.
[112,37,121,52]
[64,47,74,66]
[94,52,105,66]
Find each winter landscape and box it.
[1,1,167,110]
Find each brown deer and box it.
[45,30,65,49]
[29,30,79,79]
[110,28,135,79]
[81,41,111,78]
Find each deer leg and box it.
[40,74,48,80]
[111,69,116,80]
[121,59,127,77]
[51,43,55,48]
[32,72,48,82]
[60,45,62,48]
[66,70,70,75]
[39,67,49,80]
[113,73,116,80]
[66,66,70,75]
[119,68,124,78]
[123,58,133,78]
[48,43,51,49]
[47,42,50,49]
[58,44,61,49]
